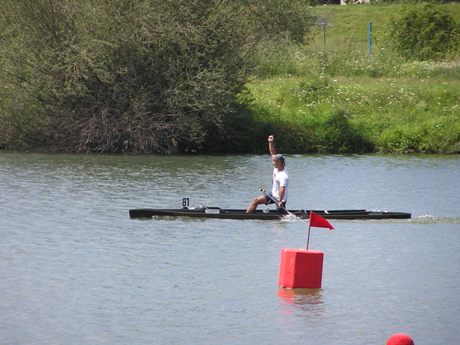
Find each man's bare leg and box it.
[246,195,267,213]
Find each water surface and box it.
[1,153,459,345]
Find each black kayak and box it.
[129,207,411,220]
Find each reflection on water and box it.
[278,288,324,314]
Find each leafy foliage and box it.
[0,0,316,153]
[385,4,460,61]
[1,0,256,152]
[242,0,313,43]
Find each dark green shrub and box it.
[243,0,313,43]
[385,4,459,60]
[1,0,256,153]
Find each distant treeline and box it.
[0,0,313,153]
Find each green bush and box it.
[0,0,319,153]
[243,0,313,43]
[385,4,460,61]
[0,0,256,153]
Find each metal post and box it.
[368,21,373,56]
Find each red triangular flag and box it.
[309,211,334,230]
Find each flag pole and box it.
[306,211,312,251]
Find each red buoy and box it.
[278,248,324,289]
[386,333,414,345]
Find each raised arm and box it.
[268,135,277,157]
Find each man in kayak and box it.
[246,135,289,213]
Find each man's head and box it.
[272,154,285,168]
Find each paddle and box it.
[260,188,292,216]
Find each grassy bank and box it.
[311,3,460,50]
[1,2,459,154]
[247,3,460,153]
[247,64,460,153]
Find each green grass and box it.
[247,62,460,153]
[310,3,460,50]
[246,3,460,154]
